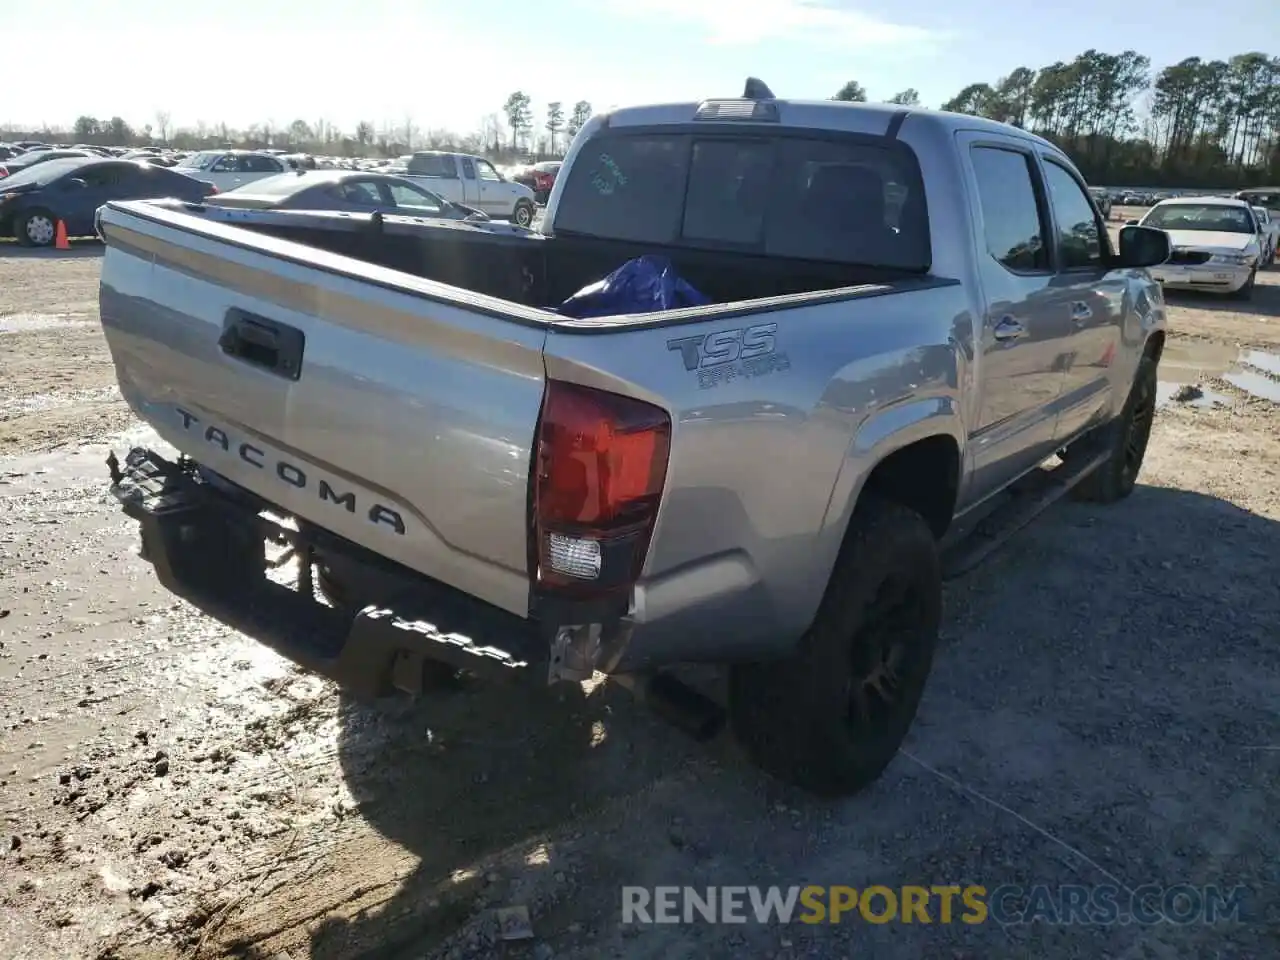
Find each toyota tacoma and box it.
[96,81,1172,796]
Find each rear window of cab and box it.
[553,132,930,271]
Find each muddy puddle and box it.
[0,422,163,481]
[1156,382,1233,408]
[1158,341,1280,406]
[0,312,93,334]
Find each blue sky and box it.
[6,0,1278,136]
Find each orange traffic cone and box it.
[54,220,70,250]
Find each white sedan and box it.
[1133,198,1264,300]
[171,150,289,192]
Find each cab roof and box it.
[598,77,1059,151]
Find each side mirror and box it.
[1124,218,1140,227]
[1117,225,1170,268]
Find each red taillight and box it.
[532,379,671,597]
[207,184,219,195]
[0,167,8,179]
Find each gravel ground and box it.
[1,234,1279,960]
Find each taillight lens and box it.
[0,167,8,179]
[533,379,671,598]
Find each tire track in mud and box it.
[3,443,700,960]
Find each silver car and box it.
[1251,206,1277,266]
[203,170,489,221]
[1133,198,1263,300]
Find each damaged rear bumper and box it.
[108,447,560,698]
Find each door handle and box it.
[1070,300,1092,323]
[992,316,1026,342]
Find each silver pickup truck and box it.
[97,81,1171,796]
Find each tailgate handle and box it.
[219,309,305,381]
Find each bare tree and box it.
[154,110,171,144]
[479,113,504,153]
[545,101,564,154]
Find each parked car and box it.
[98,83,1171,797]
[1129,197,1264,298]
[0,143,26,161]
[1234,187,1280,212]
[1,157,215,246]
[512,161,562,204]
[1116,191,1152,206]
[399,151,537,225]
[0,149,97,180]
[281,153,317,171]
[172,150,289,192]
[205,170,488,220]
[1249,206,1278,266]
[1088,186,1112,219]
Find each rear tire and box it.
[729,498,941,797]
[512,200,534,227]
[1066,355,1157,504]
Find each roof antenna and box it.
[743,77,775,100]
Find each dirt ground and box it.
[2,237,1279,960]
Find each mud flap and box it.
[109,447,548,698]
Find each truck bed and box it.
[140,200,911,309]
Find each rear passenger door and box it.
[1036,155,1124,444]
[241,153,284,184]
[61,164,127,235]
[958,134,1073,501]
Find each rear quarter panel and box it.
[544,281,973,669]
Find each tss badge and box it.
[666,322,790,389]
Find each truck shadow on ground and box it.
[222,481,1280,960]
[312,679,693,958]
[0,239,103,259]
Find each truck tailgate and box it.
[97,200,549,618]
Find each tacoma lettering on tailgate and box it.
[175,407,406,535]
[666,322,791,390]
